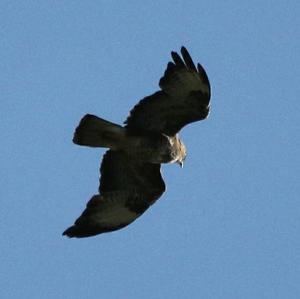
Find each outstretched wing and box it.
[63,150,165,238]
[125,47,211,136]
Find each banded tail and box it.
[73,114,126,149]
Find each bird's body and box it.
[73,114,186,165]
[63,47,211,238]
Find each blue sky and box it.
[1,1,300,298]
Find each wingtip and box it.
[180,46,189,56]
[197,63,211,91]
[62,226,75,238]
[62,223,109,238]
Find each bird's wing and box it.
[63,150,165,238]
[124,47,211,136]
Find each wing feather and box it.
[63,150,165,238]
[171,51,185,67]
[125,46,210,135]
[181,46,197,72]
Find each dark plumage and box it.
[63,47,211,238]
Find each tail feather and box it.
[73,114,125,149]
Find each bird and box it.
[63,47,211,238]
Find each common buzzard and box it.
[63,47,211,238]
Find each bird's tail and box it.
[73,114,126,149]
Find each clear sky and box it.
[1,1,300,298]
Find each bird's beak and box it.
[178,161,183,168]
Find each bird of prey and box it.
[63,47,211,238]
